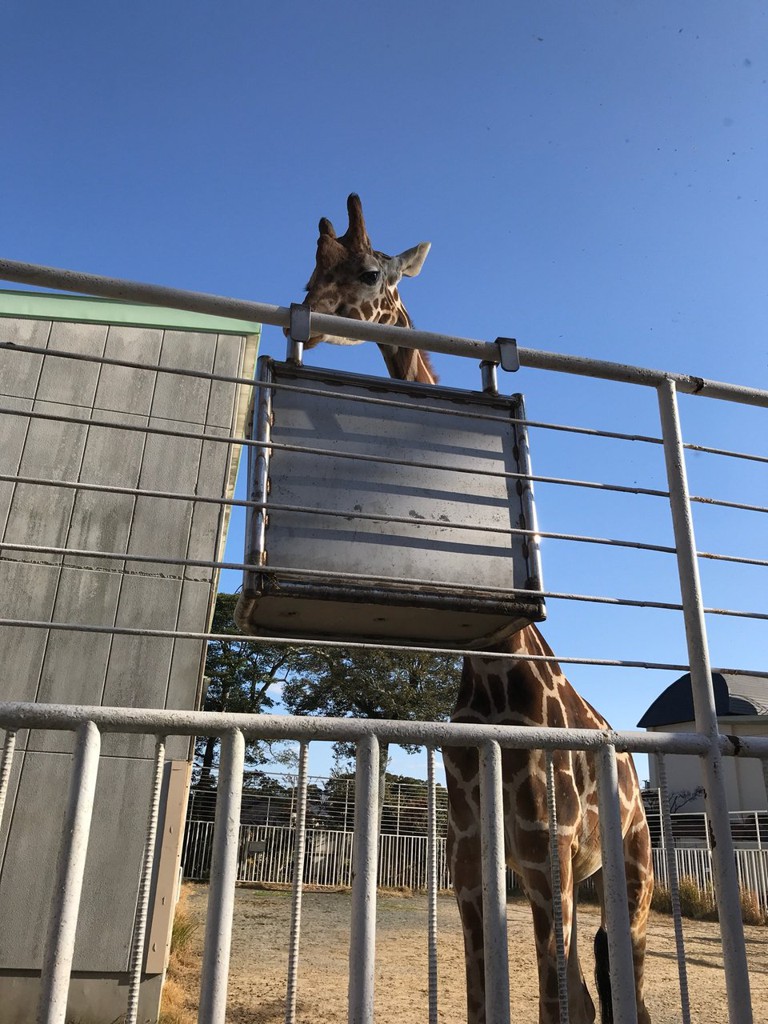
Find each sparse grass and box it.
[651,876,766,925]
[739,886,767,926]
[158,885,201,1024]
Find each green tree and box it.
[195,593,300,785]
[281,647,460,812]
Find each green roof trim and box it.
[0,289,262,336]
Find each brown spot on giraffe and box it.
[298,195,653,1024]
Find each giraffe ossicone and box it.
[300,194,653,1024]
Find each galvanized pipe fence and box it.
[0,258,766,1024]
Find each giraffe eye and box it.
[359,270,380,286]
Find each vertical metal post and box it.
[480,360,499,394]
[426,747,439,1024]
[479,740,510,1024]
[286,742,310,1024]
[657,378,753,1023]
[545,752,569,1024]
[38,720,101,1024]
[595,744,638,1024]
[656,754,691,1024]
[126,736,166,1024]
[0,728,17,824]
[348,734,380,1024]
[198,730,245,1024]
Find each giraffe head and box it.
[297,194,434,381]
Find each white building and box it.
[639,672,768,814]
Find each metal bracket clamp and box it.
[286,302,311,364]
[495,337,520,372]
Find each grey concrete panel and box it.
[139,417,202,492]
[0,749,68,968]
[0,972,163,1024]
[0,399,32,538]
[94,324,162,416]
[65,414,147,571]
[185,433,230,583]
[33,568,122,753]
[163,580,211,759]
[151,330,214,424]
[0,317,50,399]
[0,560,58,702]
[206,333,246,428]
[126,495,193,578]
[101,575,181,758]
[0,752,156,971]
[126,420,201,576]
[36,321,108,409]
[3,403,90,564]
[0,308,255,1022]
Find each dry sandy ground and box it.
[182,884,768,1023]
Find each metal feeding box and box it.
[235,359,545,648]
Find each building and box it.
[0,290,259,1022]
[638,672,768,814]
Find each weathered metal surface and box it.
[237,360,545,647]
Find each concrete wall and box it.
[0,294,258,1022]
[647,718,768,813]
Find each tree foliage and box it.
[281,646,460,768]
[195,593,300,784]
[196,596,462,788]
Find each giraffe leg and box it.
[446,742,488,1024]
[525,847,596,1024]
[568,894,597,1023]
[592,811,653,1024]
[447,818,487,1024]
[624,805,653,1024]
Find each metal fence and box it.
[1,257,767,1024]
[187,774,450,835]
[181,817,768,911]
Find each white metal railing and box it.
[2,706,768,1024]
[1,258,766,1024]
[181,817,768,912]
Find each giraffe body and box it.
[301,195,653,1024]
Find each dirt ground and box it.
[182,884,768,1023]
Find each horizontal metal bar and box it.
[691,494,768,515]
[2,257,767,406]
[3,372,765,515]
[2,700,766,765]
[6,470,766,566]
[0,699,722,755]
[0,339,258,390]
[684,441,768,467]
[0,615,765,679]
[3,544,765,621]
[5,341,766,467]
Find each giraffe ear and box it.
[392,242,431,278]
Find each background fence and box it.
[181,814,768,911]
[182,780,768,909]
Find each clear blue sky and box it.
[2,1,766,781]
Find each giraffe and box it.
[298,194,654,1024]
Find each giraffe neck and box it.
[377,309,437,385]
